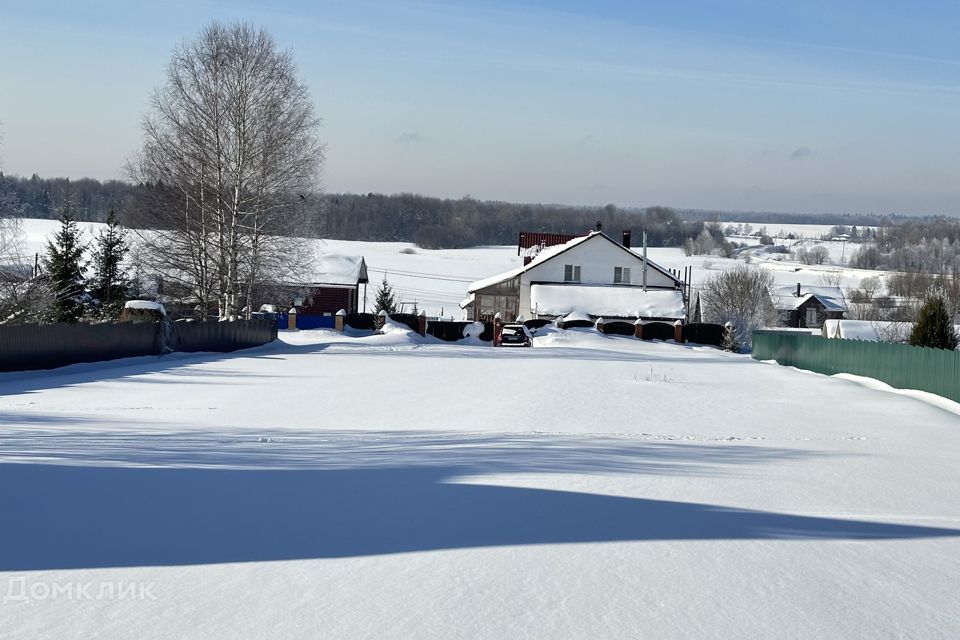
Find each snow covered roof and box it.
[295,254,368,286]
[466,266,525,294]
[771,285,847,312]
[531,284,685,319]
[467,231,680,293]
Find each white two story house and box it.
[462,230,687,323]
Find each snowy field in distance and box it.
[725,221,876,239]
[18,217,108,259]
[1,325,959,639]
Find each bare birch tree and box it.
[129,22,323,319]
[701,265,777,348]
[0,149,48,323]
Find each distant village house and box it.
[462,229,689,323]
[771,283,847,329]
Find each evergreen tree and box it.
[89,210,129,320]
[373,276,398,315]
[909,295,958,350]
[41,204,87,323]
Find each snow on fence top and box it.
[123,300,166,315]
[531,285,685,319]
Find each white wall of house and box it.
[519,235,677,317]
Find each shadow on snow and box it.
[0,429,956,570]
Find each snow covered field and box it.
[2,326,959,638]
[726,221,877,240]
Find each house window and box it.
[564,264,581,282]
[614,267,631,284]
[805,307,818,327]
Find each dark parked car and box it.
[499,323,532,347]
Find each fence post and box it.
[673,320,684,343]
[288,307,298,331]
[335,309,346,333]
[417,310,427,336]
[493,312,503,346]
[596,317,605,333]
[377,309,387,331]
[634,318,644,339]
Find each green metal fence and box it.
[752,330,960,403]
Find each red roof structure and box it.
[517,231,581,265]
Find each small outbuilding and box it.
[278,254,369,316]
[771,284,847,329]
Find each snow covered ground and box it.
[2,326,959,638]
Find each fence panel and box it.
[0,319,278,373]
[682,323,726,347]
[426,321,471,342]
[0,322,159,372]
[295,315,336,330]
[752,330,960,403]
[344,313,377,330]
[390,313,420,333]
[601,321,636,336]
[641,322,675,341]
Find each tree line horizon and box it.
[0,170,927,249]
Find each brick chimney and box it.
[796,282,802,297]
[622,230,632,248]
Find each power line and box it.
[366,266,481,284]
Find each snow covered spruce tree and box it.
[909,295,958,350]
[701,264,776,350]
[129,22,324,320]
[374,276,398,315]
[41,204,87,323]
[88,210,130,320]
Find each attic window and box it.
[564,264,581,282]
[614,267,631,284]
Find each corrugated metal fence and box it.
[0,319,278,373]
[271,313,336,330]
[752,330,960,403]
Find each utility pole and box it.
[642,231,648,292]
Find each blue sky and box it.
[1,0,959,215]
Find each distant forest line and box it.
[0,171,947,249]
